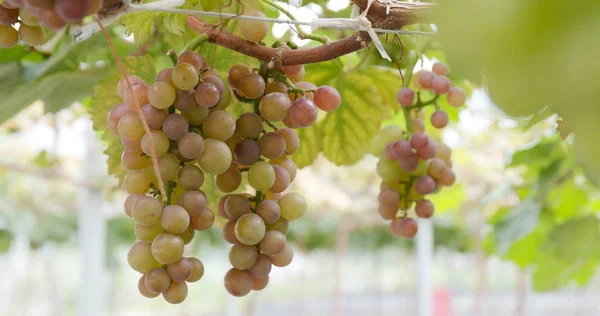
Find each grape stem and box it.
[262,0,330,45]
[165,181,175,206]
[255,191,263,205]
[181,34,209,54]
[262,119,278,132]
[408,94,439,110]
[167,49,178,66]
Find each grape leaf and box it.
[293,124,322,169]
[493,198,541,255]
[121,11,164,42]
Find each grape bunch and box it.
[371,62,465,238]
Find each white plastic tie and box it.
[355,0,392,61]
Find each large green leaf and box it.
[293,124,322,169]
[493,199,541,254]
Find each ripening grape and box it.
[412,118,426,133]
[282,115,300,129]
[270,165,290,193]
[178,190,207,216]
[240,10,268,43]
[203,110,235,141]
[259,132,286,159]
[447,87,466,107]
[414,175,436,195]
[156,153,180,181]
[54,0,89,21]
[179,226,195,245]
[397,87,415,106]
[182,106,209,126]
[288,67,305,83]
[144,268,171,294]
[167,257,193,282]
[0,25,18,48]
[226,134,242,156]
[162,281,188,304]
[314,86,341,112]
[432,62,449,76]
[269,244,294,267]
[186,257,205,282]
[415,199,434,218]
[124,193,144,218]
[141,130,170,157]
[156,68,173,84]
[240,74,266,99]
[417,143,437,160]
[410,132,429,150]
[131,196,162,226]
[108,103,134,136]
[151,233,185,265]
[391,139,412,158]
[189,207,215,231]
[138,275,160,298]
[398,153,420,172]
[249,254,272,278]
[128,241,162,273]
[228,244,259,270]
[259,92,291,122]
[277,128,299,155]
[418,70,435,89]
[283,64,303,76]
[248,161,276,191]
[234,139,260,166]
[235,112,263,139]
[427,157,447,179]
[134,221,163,242]
[173,88,200,112]
[124,81,150,110]
[202,67,219,77]
[431,110,449,128]
[289,98,318,127]
[224,194,251,220]
[18,24,45,45]
[178,51,207,72]
[376,159,407,182]
[118,113,145,140]
[197,139,232,174]
[265,217,289,234]
[259,230,286,256]
[278,192,306,221]
[378,204,398,220]
[432,76,451,95]
[117,75,143,99]
[223,220,240,244]
[409,159,429,177]
[379,188,400,208]
[177,132,205,160]
[390,217,418,238]
[123,170,153,194]
[178,165,204,190]
[139,105,167,131]
[148,81,176,110]
[172,63,199,91]
[162,114,189,141]
[256,200,281,224]
[253,276,269,291]
[439,168,456,186]
[270,156,297,181]
[224,268,254,297]
[235,213,266,246]
[121,151,149,171]
[216,87,232,109]
[194,83,221,108]
[215,165,242,193]
[161,205,190,234]
[37,9,67,30]
[228,64,253,90]
[0,7,18,25]
[370,125,405,156]
[266,81,288,94]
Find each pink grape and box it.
[383,143,400,160]
[283,64,303,76]
[399,153,419,172]
[107,102,134,136]
[390,217,418,238]
[417,142,437,160]
[415,199,434,218]
[140,104,167,130]
[414,175,436,195]
[430,110,449,129]
[418,71,435,89]
[314,86,341,112]
[392,140,412,158]
[432,62,449,76]
[439,168,456,186]
[289,98,318,127]
[396,87,415,107]
[447,87,466,107]
[410,132,429,150]
[432,76,451,95]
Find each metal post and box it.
[415,219,434,316]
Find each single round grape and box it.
[135,221,164,242]
[128,241,162,273]
[432,76,451,95]
[186,257,205,282]
[118,113,144,140]
[379,204,398,220]
[240,74,266,99]
[240,10,268,42]
[249,254,271,278]
[177,51,207,72]
[167,257,193,282]
[203,110,235,141]
[228,64,253,90]
[202,75,226,94]
[288,67,305,83]
[269,244,293,267]
[432,62,449,76]
[283,64,303,76]
[410,132,429,150]
[215,164,242,193]
[173,88,200,112]
[155,153,180,181]
[123,170,153,194]
[172,63,199,91]
[418,70,435,89]
[176,132,203,160]
[414,175,436,195]
[197,138,232,174]
[376,159,406,182]
[122,150,149,171]
[117,75,143,99]
[256,200,281,224]
[140,104,167,130]
[235,213,266,246]
[179,225,195,245]
[194,83,220,108]
[224,268,254,297]
[379,188,400,209]
[390,217,418,238]
[162,281,188,304]
[447,87,466,107]
[259,230,286,256]
[225,194,251,220]
[439,168,456,186]
[270,164,291,194]
[216,87,232,109]
[182,106,209,125]
[427,157,447,179]
[397,87,415,107]
[144,268,171,294]
[148,81,176,110]
[218,195,232,219]
[54,0,89,21]
[229,244,259,270]
[177,165,204,190]
[265,217,289,234]
[36,9,67,30]
[417,142,437,160]
[259,92,291,122]
[138,275,160,298]
[124,193,144,218]
[190,207,215,231]
[236,112,263,139]
[162,113,189,141]
[392,139,412,158]
[412,118,426,133]
[283,115,300,129]
[124,81,150,110]
[0,25,18,48]
[289,98,318,127]
[151,233,185,265]
[156,68,173,84]
[107,102,134,136]
[314,86,341,112]
[398,153,420,172]
[0,7,18,25]
[409,159,430,177]
[131,196,162,226]
[278,192,307,221]
[259,132,286,160]
[178,190,207,216]
[266,81,288,94]
[276,128,299,155]
[141,130,170,157]
[415,199,435,218]
[431,110,449,128]
[270,156,297,181]
[19,23,45,45]
[253,276,269,291]
[223,220,240,244]
[161,205,190,234]
[248,161,276,191]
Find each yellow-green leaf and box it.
[120,11,163,42]
[293,124,322,169]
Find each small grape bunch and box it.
[372,62,465,238]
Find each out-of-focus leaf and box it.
[493,199,541,254]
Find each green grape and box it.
[190,207,215,231]
[118,113,144,140]
[144,268,171,294]
[18,23,45,45]
[161,205,190,234]
[228,64,253,90]
[253,276,269,291]
[376,159,407,183]
[265,217,289,234]
[269,165,290,193]
[224,268,253,297]
[171,63,199,91]
[131,195,162,226]
[134,221,164,242]
[240,74,266,99]
[202,110,235,141]
[234,213,266,246]
[178,190,207,216]
[409,159,430,176]
[278,192,306,221]
[124,81,150,110]
[256,200,281,224]
[259,132,286,159]
[124,193,144,218]
[270,156,297,181]
[162,281,188,304]
[234,139,260,166]
[277,128,300,155]
[265,81,288,94]
[259,92,291,121]
[0,25,18,48]
[248,161,275,191]
[259,230,286,256]
[226,134,242,157]
[186,257,205,282]
[248,254,271,278]
[177,165,204,190]
[215,164,242,193]
[427,157,447,179]
[178,225,195,245]
[228,244,258,270]
[167,257,193,282]
[138,275,160,298]
[194,83,221,108]
[177,51,207,72]
[156,153,180,182]
[123,170,153,194]
[235,112,263,139]
[224,194,251,220]
[148,81,176,109]
[141,130,170,157]
[151,233,185,265]
[216,86,232,109]
[108,102,134,136]
[371,125,405,156]
[239,10,268,43]
[128,241,162,273]
[288,67,305,83]
[269,244,293,267]
[197,139,232,174]
[182,106,209,126]
[121,151,148,171]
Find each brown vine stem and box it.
[94,16,167,200]
[351,0,434,29]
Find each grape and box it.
[173,89,198,113]
[178,190,207,216]
[427,157,447,179]
[223,220,240,244]
[37,9,67,30]
[128,241,162,273]
[235,112,263,139]
[283,115,300,129]
[390,217,418,238]
[194,83,220,108]
[447,87,466,107]
[417,143,437,160]
[379,188,400,208]
[435,142,452,162]
[197,139,232,174]
[224,268,254,297]
[216,87,232,109]
[228,64,253,90]
[418,70,435,89]
[270,156,297,181]
[234,139,260,166]
[289,98,318,127]
[432,76,451,95]
[161,205,190,234]
[398,153,420,172]
[432,62,449,76]
[259,230,286,256]
[54,0,89,21]
[215,165,242,193]
[240,73,266,99]
[288,67,305,83]
[148,82,176,110]
[256,200,281,224]
[259,92,291,122]
[182,106,209,126]
[235,213,266,246]
[162,281,188,304]
[249,254,272,278]
[411,118,426,133]
[177,165,204,190]
[140,104,167,130]
[131,196,162,225]
[397,87,415,106]
[203,110,235,141]
[179,225,195,244]
[226,134,242,156]
[253,276,269,291]
[177,51,207,72]
[269,165,291,193]
[117,75,143,99]
[156,68,173,84]
[151,233,185,265]
[134,221,164,242]
[266,81,288,94]
[228,244,259,270]
[107,103,134,136]
[123,170,153,194]
[186,257,205,282]
[265,217,289,234]
[409,159,430,176]
[144,268,171,294]
[410,132,429,150]
[291,81,318,101]
[201,66,220,77]
[18,23,45,45]
[161,114,187,141]
[225,194,251,220]
[439,168,456,186]
[391,139,412,159]
[155,153,180,181]
[121,151,149,171]
[376,159,407,182]
[415,199,435,219]
[314,86,341,112]
[258,132,286,159]
[240,10,268,42]
[190,207,215,231]
[414,175,436,195]
[124,81,150,110]
[431,110,449,128]
[138,275,160,298]
[278,192,306,221]
[118,113,144,140]
[269,244,293,267]
[0,7,18,25]
[248,161,276,191]
[203,75,226,94]
[141,130,170,157]
[378,204,398,220]
[0,25,16,48]
[167,257,193,282]
[124,193,144,218]
[172,63,199,91]
[87,0,103,15]
[283,64,303,76]
[277,128,299,155]
[177,132,205,160]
